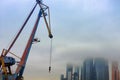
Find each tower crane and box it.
[0,0,53,80]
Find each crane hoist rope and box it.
[49,39,53,73]
[47,5,53,73]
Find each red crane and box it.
[0,0,53,80]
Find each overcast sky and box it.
[0,0,120,80]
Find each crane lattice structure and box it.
[0,0,53,80]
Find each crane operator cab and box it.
[0,56,16,80]
[0,56,15,73]
[2,56,15,66]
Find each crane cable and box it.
[49,39,52,73]
[48,7,53,73]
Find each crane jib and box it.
[16,10,42,77]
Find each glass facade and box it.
[61,58,109,80]
[81,58,109,80]
[74,66,79,80]
[94,58,109,80]
[83,59,93,80]
[66,64,73,80]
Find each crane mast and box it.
[0,0,53,80]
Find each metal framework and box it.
[0,0,53,80]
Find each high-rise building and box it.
[81,58,109,80]
[112,61,119,80]
[61,58,110,80]
[60,74,67,80]
[74,66,79,80]
[60,65,79,80]
[119,71,120,80]
[81,59,94,80]
[66,64,73,80]
[61,74,65,80]
[81,66,84,80]
[94,58,109,80]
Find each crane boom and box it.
[1,3,37,57]
[16,10,42,78]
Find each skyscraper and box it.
[61,58,110,80]
[94,58,109,80]
[81,59,94,80]
[81,66,84,80]
[81,58,109,80]
[61,74,65,80]
[74,66,79,80]
[66,64,73,80]
[112,61,119,80]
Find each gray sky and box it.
[0,0,120,80]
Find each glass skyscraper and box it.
[81,59,94,80]
[74,66,79,80]
[94,58,109,80]
[66,64,73,80]
[81,58,109,80]
[61,74,65,80]
[61,58,109,80]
